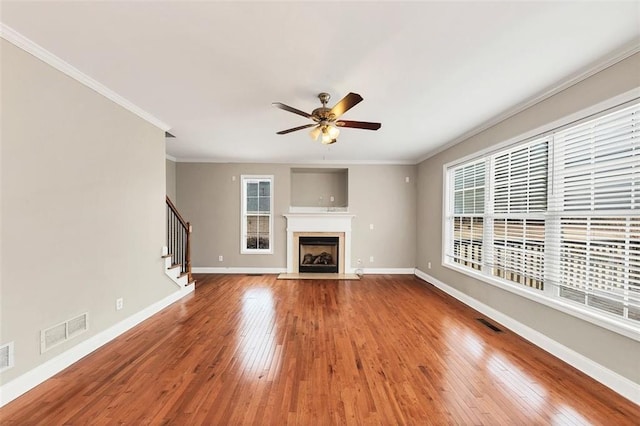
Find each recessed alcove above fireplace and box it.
[290,168,348,209]
[284,213,354,274]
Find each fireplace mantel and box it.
[284,212,355,273]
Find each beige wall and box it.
[177,163,290,268]
[349,165,416,269]
[176,163,416,269]
[0,40,175,383]
[416,53,640,384]
[166,159,177,202]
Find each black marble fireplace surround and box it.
[299,236,339,273]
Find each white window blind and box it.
[453,161,485,215]
[551,103,640,320]
[554,104,640,212]
[493,140,548,214]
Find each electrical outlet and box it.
[369,223,374,230]
[369,256,374,263]
[116,298,123,311]
[357,258,362,265]
[330,195,335,202]
[405,176,410,183]
[218,255,224,262]
[232,175,236,181]
[428,262,432,269]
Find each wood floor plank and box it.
[1,274,639,425]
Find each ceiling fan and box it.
[272,92,381,145]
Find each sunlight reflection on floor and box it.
[238,286,281,376]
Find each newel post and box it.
[186,222,193,282]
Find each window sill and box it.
[241,250,273,255]
[442,261,640,342]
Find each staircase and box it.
[164,196,195,288]
[162,248,193,288]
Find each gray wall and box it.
[176,163,416,269]
[416,53,640,384]
[349,165,416,269]
[1,40,175,384]
[166,159,177,202]
[177,163,290,268]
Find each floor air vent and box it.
[0,342,14,372]
[41,313,89,353]
[476,318,503,332]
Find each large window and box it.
[444,101,640,328]
[241,175,273,254]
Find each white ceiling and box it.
[2,1,639,164]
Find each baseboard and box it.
[192,267,287,274]
[0,284,195,407]
[194,267,415,275]
[414,269,640,405]
[359,268,416,275]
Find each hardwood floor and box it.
[1,274,638,425]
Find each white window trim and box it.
[240,174,274,255]
[441,92,640,342]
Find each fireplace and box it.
[299,236,339,273]
[284,212,354,274]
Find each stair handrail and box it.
[166,196,189,229]
[166,196,192,282]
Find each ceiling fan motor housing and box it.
[312,93,336,123]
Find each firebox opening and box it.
[299,236,339,273]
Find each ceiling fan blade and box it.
[276,123,316,135]
[335,120,382,130]
[330,92,363,118]
[272,102,312,119]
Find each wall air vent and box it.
[67,313,88,337]
[41,313,89,353]
[0,342,15,372]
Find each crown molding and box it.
[0,23,170,132]
[172,157,417,165]
[416,41,640,164]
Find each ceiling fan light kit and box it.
[273,92,381,144]
[319,123,339,144]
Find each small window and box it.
[241,175,273,254]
